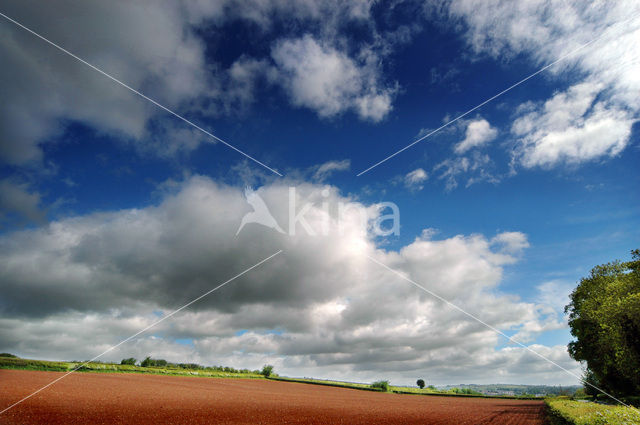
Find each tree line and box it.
[120,357,275,377]
[566,248,639,397]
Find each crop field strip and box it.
[0,370,547,425]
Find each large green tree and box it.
[565,249,640,396]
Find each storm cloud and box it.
[0,176,574,385]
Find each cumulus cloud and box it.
[0,0,395,166]
[454,118,498,154]
[491,231,530,255]
[0,0,215,164]
[511,82,634,167]
[184,0,375,32]
[0,176,578,384]
[224,57,275,112]
[447,0,640,169]
[271,35,395,121]
[404,168,428,191]
[0,179,46,225]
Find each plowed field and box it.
[0,370,547,424]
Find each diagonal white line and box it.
[366,254,640,412]
[356,12,640,176]
[0,250,283,416]
[0,11,282,177]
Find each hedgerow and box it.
[546,398,640,425]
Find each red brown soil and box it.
[0,370,547,424]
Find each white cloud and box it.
[224,57,275,112]
[0,176,578,385]
[434,152,498,191]
[271,35,395,121]
[313,159,351,181]
[512,82,634,167]
[435,157,470,191]
[536,280,575,314]
[184,0,375,31]
[447,0,640,169]
[0,0,395,165]
[404,168,428,191]
[0,0,213,164]
[491,231,530,255]
[454,118,498,154]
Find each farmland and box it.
[0,370,547,424]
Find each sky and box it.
[0,0,639,387]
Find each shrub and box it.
[120,357,137,365]
[573,388,587,399]
[450,387,481,395]
[261,364,274,377]
[371,380,390,392]
[417,379,425,389]
[0,353,18,358]
[140,356,167,367]
[178,363,202,369]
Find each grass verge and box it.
[545,397,640,425]
[0,356,263,379]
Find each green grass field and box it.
[0,356,263,379]
[546,398,640,425]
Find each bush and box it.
[140,356,167,367]
[573,388,587,399]
[120,357,137,365]
[371,380,390,392]
[261,364,274,377]
[450,387,482,395]
[178,363,202,369]
[0,353,18,358]
[417,379,425,389]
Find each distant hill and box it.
[439,383,581,396]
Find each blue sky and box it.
[0,0,639,386]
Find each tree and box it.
[582,368,601,397]
[261,364,274,377]
[417,379,425,389]
[565,249,640,396]
[120,357,137,365]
